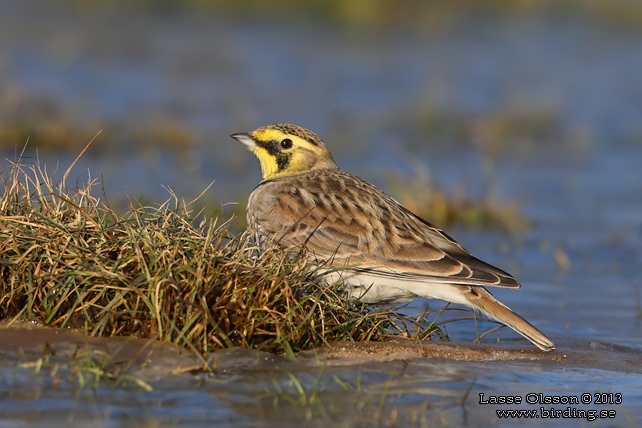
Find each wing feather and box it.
[248,170,520,289]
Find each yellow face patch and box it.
[252,145,283,180]
[251,128,289,144]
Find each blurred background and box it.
[1,0,641,347]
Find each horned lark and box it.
[231,123,555,351]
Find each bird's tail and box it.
[463,286,556,352]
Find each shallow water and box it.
[1,325,641,427]
[1,1,642,426]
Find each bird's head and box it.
[231,123,337,180]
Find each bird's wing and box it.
[256,174,520,289]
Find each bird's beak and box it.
[230,132,257,149]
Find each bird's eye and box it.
[280,138,293,149]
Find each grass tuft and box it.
[0,152,407,357]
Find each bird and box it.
[231,123,555,351]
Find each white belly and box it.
[321,269,470,306]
